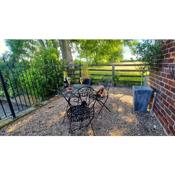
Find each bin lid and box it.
[132,86,153,92]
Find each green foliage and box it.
[136,40,163,68]
[124,40,139,54]
[19,47,63,99]
[74,40,124,64]
[0,39,140,102]
[5,39,60,64]
[73,59,81,65]
[5,40,37,61]
[81,63,89,78]
[0,40,63,101]
[72,40,138,64]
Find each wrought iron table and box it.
[60,84,111,134]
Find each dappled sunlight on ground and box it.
[87,128,94,136]
[0,87,165,136]
[47,116,61,128]
[111,103,119,111]
[109,129,126,136]
[119,95,132,105]
[121,115,137,124]
[6,115,35,134]
[117,106,125,113]
[109,93,132,110]
[46,111,65,128]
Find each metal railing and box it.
[0,59,63,120]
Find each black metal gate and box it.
[0,70,16,119]
[0,65,40,120]
[0,58,63,120]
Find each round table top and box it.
[62,84,86,97]
[73,84,88,89]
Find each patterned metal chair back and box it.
[65,86,97,133]
[98,79,111,97]
[76,86,96,107]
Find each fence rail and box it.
[67,63,149,86]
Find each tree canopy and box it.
[0,39,139,100]
[73,40,138,64]
[3,39,138,65]
[73,40,122,64]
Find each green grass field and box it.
[75,61,149,86]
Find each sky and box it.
[0,40,135,60]
[0,39,9,55]
[123,46,135,60]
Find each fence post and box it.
[79,63,81,77]
[0,70,16,119]
[112,64,115,86]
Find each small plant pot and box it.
[83,78,92,85]
[133,86,153,112]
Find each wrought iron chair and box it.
[61,86,97,134]
[94,79,111,114]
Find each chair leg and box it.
[79,121,83,130]
[98,100,111,114]
[98,102,104,114]
[62,116,66,124]
[90,123,95,136]
[103,104,111,112]
[86,111,95,128]
[69,120,73,134]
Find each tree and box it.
[20,46,63,99]
[59,40,74,65]
[124,40,138,54]
[136,40,163,68]
[73,40,138,64]
[5,39,60,62]
[5,40,36,60]
[3,40,63,99]
[5,39,138,66]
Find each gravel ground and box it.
[0,100,27,119]
[0,87,166,136]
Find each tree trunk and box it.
[59,40,74,66]
[59,40,74,76]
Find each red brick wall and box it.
[149,40,175,135]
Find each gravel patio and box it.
[0,87,166,136]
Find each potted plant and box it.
[81,63,91,85]
[63,71,68,88]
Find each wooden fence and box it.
[65,62,149,86]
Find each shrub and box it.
[136,40,163,69]
[19,48,63,100]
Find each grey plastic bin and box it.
[133,86,153,112]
